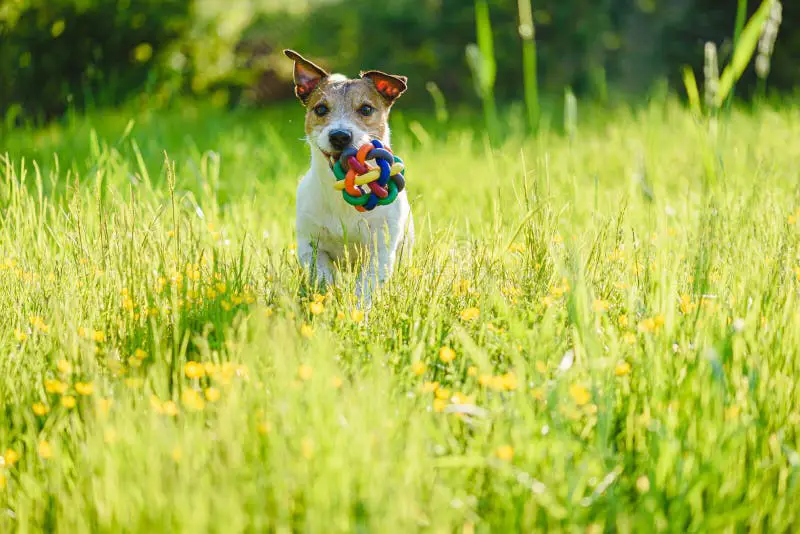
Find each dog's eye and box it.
[313,104,330,117]
[358,104,375,117]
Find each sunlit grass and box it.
[2,99,800,531]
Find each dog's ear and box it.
[284,49,329,104]
[360,70,407,103]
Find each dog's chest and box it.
[316,213,371,253]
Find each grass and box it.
[2,97,800,532]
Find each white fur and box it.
[296,130,414,304]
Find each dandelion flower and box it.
[411,361,427,376]
[300,324,314,338]
[301,437,315,460]
[44,379,67,394]
[467,366,478,377]
[56,359,72,375]
[501,372,518,391]
[162,401,179,417]
[184,361,205,379]
[75,382,94,396]
[495,445,514,462]
[351,309,365,323]
[38,441,53,459]
[309,302,324,315]
[60,395,76,409]
[13,328,27,342]
[434,388,450,400]
[460,307,480,321]
[615,362,632,377]
[92,330,105,343]
[181,389,205,411]
[204,387,221,402]
[623,333,637,345]
[568,384,591,406]
[433,398,447,412]
[3,449,19,467]
[421,381,439,393]
[297,364,313,381]
[104,429,118,444]
[439,346,456,363]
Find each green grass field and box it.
[2,98,800,532]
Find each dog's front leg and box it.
[297,238,334,288]
[356,230,397,306]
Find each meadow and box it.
[2,97,800,532]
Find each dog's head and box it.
[283,49,407,166]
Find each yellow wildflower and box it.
[181,389,205,411]
[351,309,365,323]
[615,362,632,376]
[56,359,72,374]
[13,328,27,342]
[301,437,315,460]
[29,316,48,333]
[184,361,205,379]
[75,382,94,396]
[300,324,314,338]
[4,449,19,467]
[434,388,451,400]
[297,364,313,381]
[104,429,118,444]
[501,372,518,391]
[495,445,514,462]
[467,366,478,377]
[421,381,439,393]
[411,361,427,376]
[568,384,591,406]
[460,307,480,321]
[331,376,343,389]
[44,379,67,394]
[38,441,52,459]
[309,301,324,315]
[204,387,221,402]
[592,299,610,313]
[60,395,76,409]
[162,400,179,417]
[92,330,105,343]
[439,346,456,363]
[623,332,637,345]
[433,398,447,413]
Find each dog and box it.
[284,49,414,304]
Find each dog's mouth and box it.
[321,150,342,168]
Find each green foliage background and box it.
[0,0,797,121]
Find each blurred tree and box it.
[0,0,796,122]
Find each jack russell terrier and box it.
[284,49,414,303]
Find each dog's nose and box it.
[328,130,353,151]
